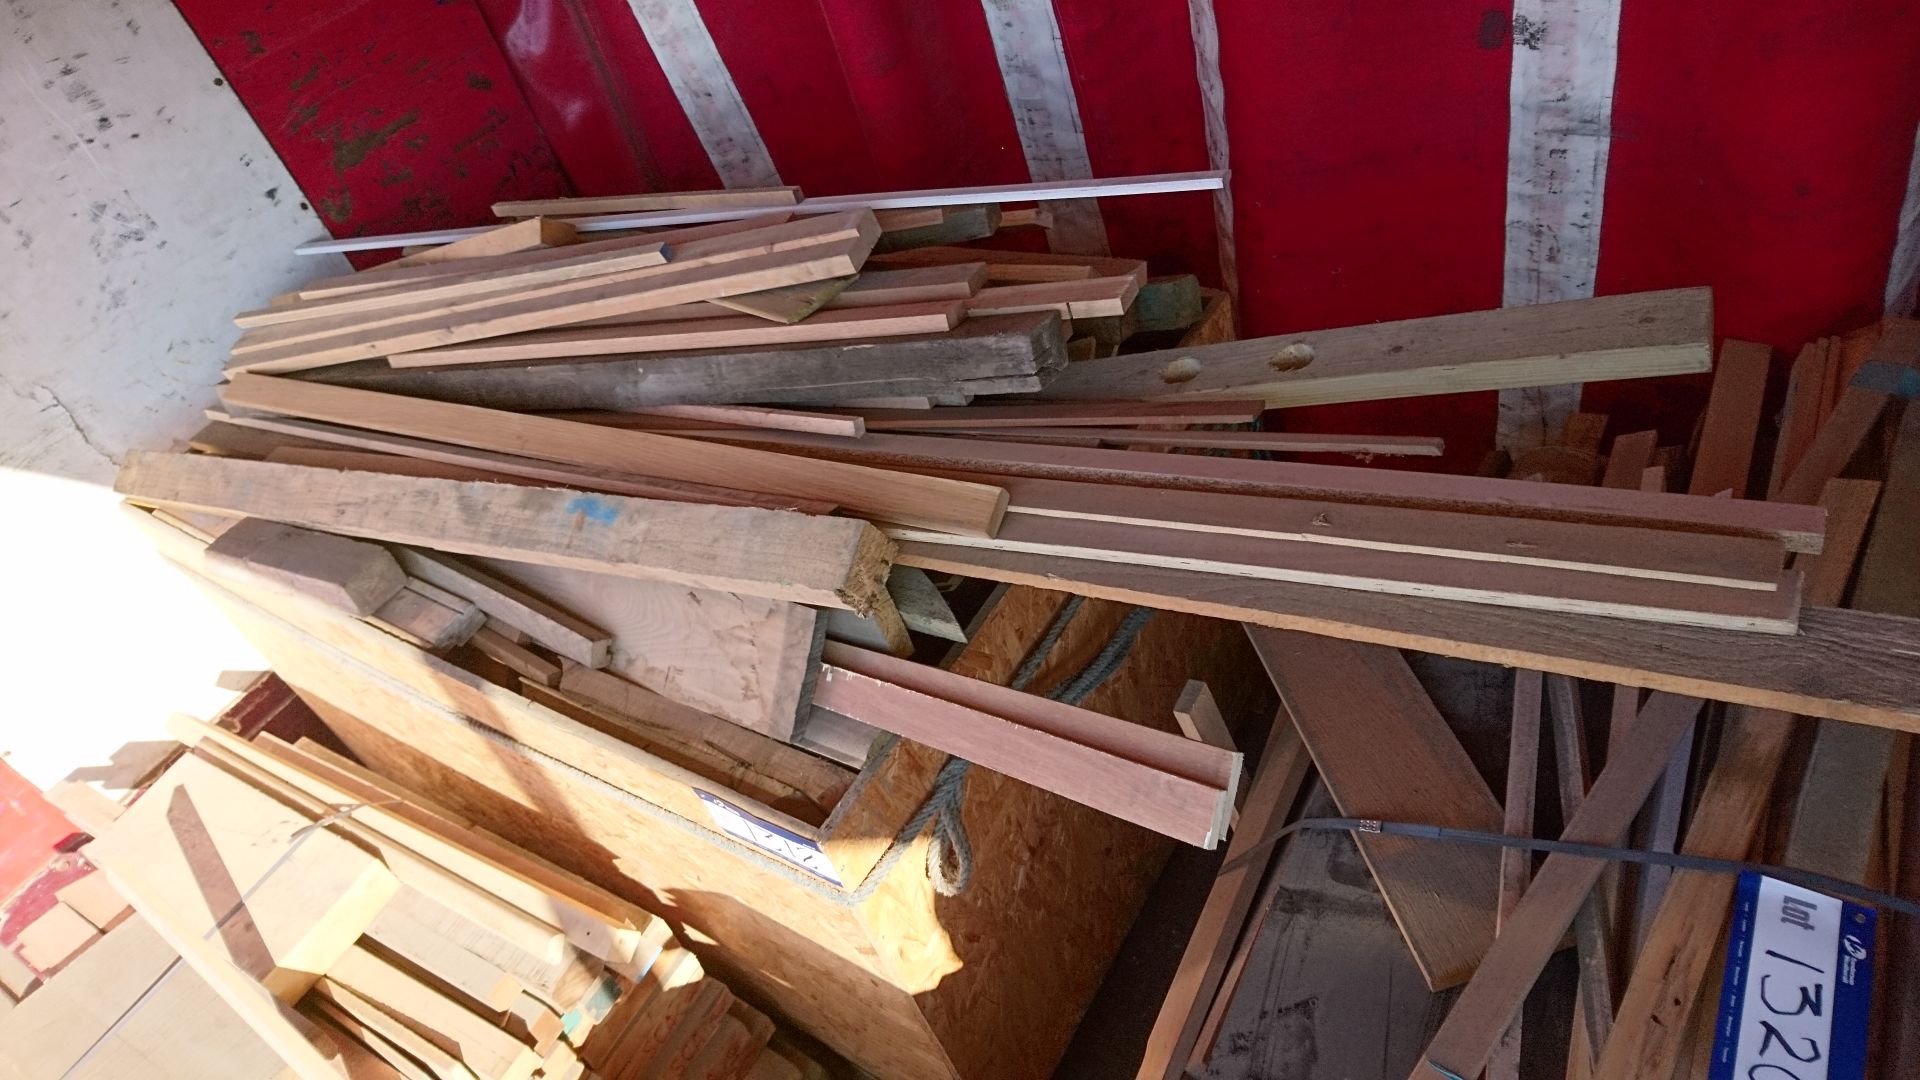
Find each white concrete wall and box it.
[0,1,349,788]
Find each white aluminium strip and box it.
[294,171,1227,255]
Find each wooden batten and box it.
[1031,287,1714,406]
[117,452,896,613]
[216,375,1006,538]
[884,512,1803,633]
[891,541,1920,731]
[812,642,1241,847]
[302,310,1067,412]
[685,428,1826,552]
[384,301,966,367]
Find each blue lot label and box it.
[1709,872,1876,1080]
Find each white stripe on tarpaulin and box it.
[1186,0,1239,304]
[1886,122,1920,317]
[1496,0,1624,453]
[978,0,1110,255]
[622,0,781,188]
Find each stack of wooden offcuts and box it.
[99,184,1911,1078]
[0,722,829,1080]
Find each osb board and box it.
[857,585,1272,1080]
[473,558,823,742]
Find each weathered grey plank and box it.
[302,311,1066,411]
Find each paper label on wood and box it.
[1708,872,1875,1080]
[693,790,842,886]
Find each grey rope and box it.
[1048,606,1155,705]
[1008,595,1086,691]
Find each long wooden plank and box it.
[244,218,856,355]
[945,472,1787,590]
[1412,691,1704,1080]
[386,302,965,367]
[1134,712,1312,1080]
[364,903,523,1013]
[890,542,1920,730]
[921,427,1445,456]
[966,275,1140,319]
[234,213,880,373]
[237,238,671,328]
[1546,674,1614,1065]
[493,187,802,218]
[302,310,1065,412]
[218,374,1005,537]
[1782,407,1920,881]
[393,548,612,667]
[473,558,823,742]
[234,416,843,515]
[1590,707,1795,1080]
[558,261,986,327]
[1687,338,1772,497]
[309,980,476,1080]
[811,641,1241,847]
[885,512,1803,632]
[611,404,864,437]
[847,399,1266,430]
[1030,288,1713,406]
[692,428,1827,552]
[117,452,894,612]
[1246,630,1503,991]
[298,215,797,301]
[1486,669,1543,1080]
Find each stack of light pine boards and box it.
[0,716,835,1080]
[105,181,1920,1077]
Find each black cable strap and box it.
[1221,816,1920,917]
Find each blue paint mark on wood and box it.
[565,494,618,524]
